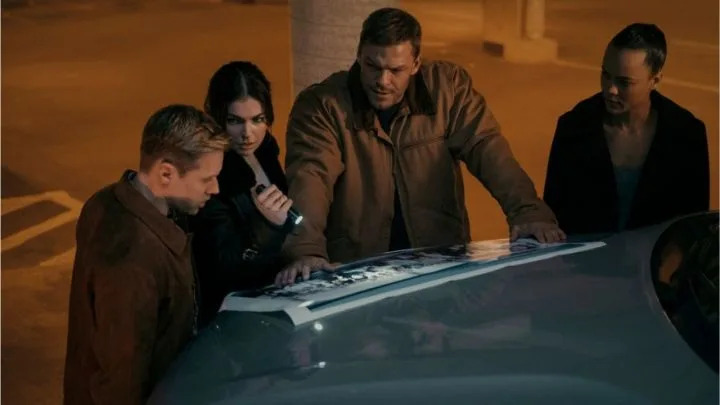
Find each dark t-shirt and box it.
[376,105,411,251]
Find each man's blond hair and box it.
[139,104,229,174]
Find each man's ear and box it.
[651,71,663,90]
[356,44,364,66]
[158,160,177,186]
[411,54,421,75]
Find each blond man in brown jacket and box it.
[64,105,229,404]
[276,8,565,285]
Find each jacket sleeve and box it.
[543,115,574,231]
[89,259,159,405]
[195,192,292,274]
[282,89,345,261]
[444,65,557,226]
[681,119,710,213]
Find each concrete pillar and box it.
[482,0,557,63]
[523,0,545,40]
[290,0,398,98]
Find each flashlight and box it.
[255,184,303,226]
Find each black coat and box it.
[543,91,709,235]
[192,133,292,325]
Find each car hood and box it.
[150,217,718,404]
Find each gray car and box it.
[150,212,718,405]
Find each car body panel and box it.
[150,213,719,405]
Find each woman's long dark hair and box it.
[204,61,274,129]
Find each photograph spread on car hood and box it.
[220,239,606,325]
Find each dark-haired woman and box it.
[193,61,295,325]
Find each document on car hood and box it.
[220,239,606,325]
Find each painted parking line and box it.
[40,247,77,267]
[1,190,83,267]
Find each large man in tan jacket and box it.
[276,8,565,285]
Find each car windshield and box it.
[651,212,719,373]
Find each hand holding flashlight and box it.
[254,184,304,226]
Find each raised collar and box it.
[347,61,436,131]
[114,170,188,256]
[128,171,169,217]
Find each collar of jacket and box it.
[128,170,169,216]
[347,61,436,131]
[647,90,675,134]
[115,170,189,256]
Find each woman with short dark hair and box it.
[544,23,709,235]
